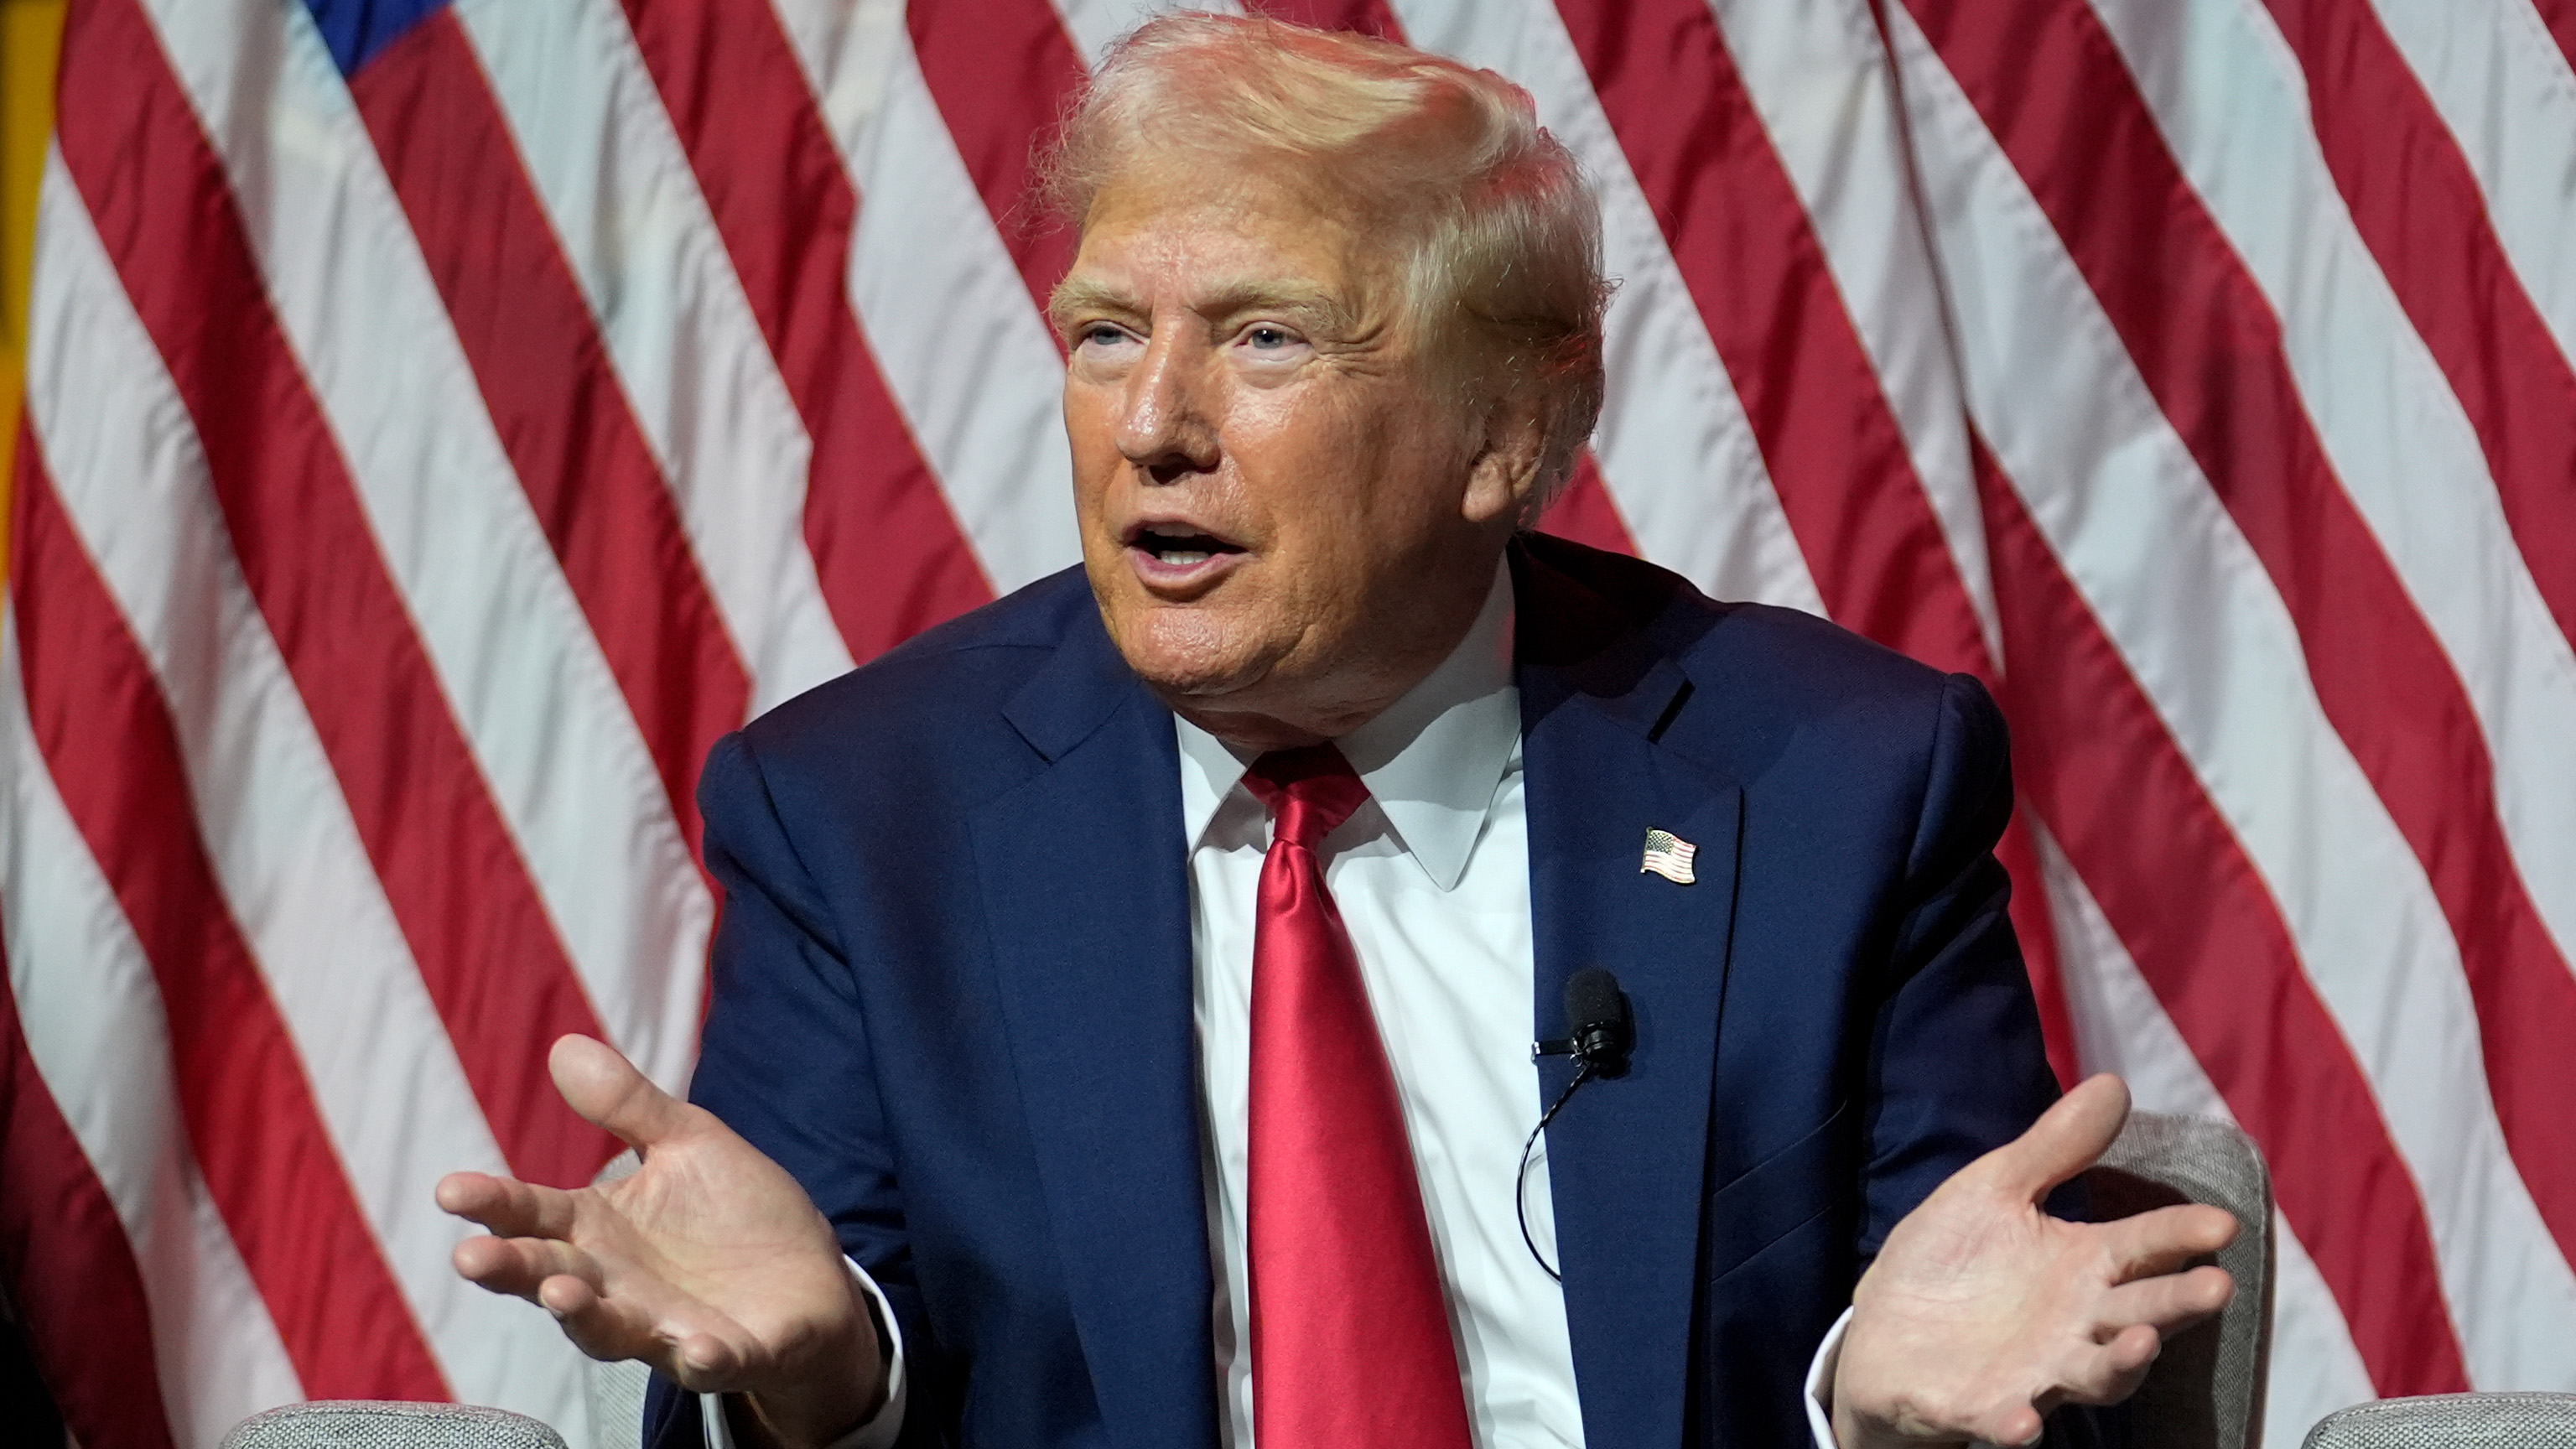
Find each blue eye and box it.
[1081,324,1128,348]
[1245,325,1292,350]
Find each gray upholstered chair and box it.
[587,1345,652,1449]
[2301,1393,2576,1448]
[219,1401,566,1449]
[2084,1109,2276,1449]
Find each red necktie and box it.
[1242,745,1475,1449]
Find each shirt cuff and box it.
[699,1256,908,1449]
[1805,1306,1854,1449]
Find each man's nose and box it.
[1115,330,1219,480]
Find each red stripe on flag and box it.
[0,928,179,1449]
[906,0,1087,319]
[58,0,614,1191]
[1909,0,2576,1271]
[1551,0,1993,681]
[352,11,750,860]
[11,439,449,1400]
[1993,806,2079,1089]
[618,0,995,661]
[2260,0,2576,656]
[1971,434,2473,1396]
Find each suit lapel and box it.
[1517,541,1742,1449]
[974,610,1217,1449]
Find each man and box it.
[439,16,2234,1449]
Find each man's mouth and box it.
[1127,523,1246,569]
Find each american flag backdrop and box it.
[3,0,2573,1443]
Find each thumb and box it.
[550,1034,691,1152]
[1981,1072,2131,1203]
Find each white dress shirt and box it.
[707,564,1849,1449]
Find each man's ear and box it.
[1461,381,1549,527]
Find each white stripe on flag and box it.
[152,1157,308,1446]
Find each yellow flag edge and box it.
[1,0,68,587]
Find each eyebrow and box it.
[1048,275,1363,338]
[1046,278,1136,335]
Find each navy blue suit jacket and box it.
[642,534,2066,1448]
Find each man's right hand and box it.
[437,1035,883,1449]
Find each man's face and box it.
[1054,162,1524,745]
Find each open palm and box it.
[438,1036,880,1446]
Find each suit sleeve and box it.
[1850,674,2127,1449]
[1855,671,2062,1258]
[643,731,940,1449]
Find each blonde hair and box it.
[1043,13,1608,513]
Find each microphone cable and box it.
[1515,1059,1597,1281]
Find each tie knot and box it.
[1243,745,1370,851]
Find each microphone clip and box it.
[1530,967,1633,1079]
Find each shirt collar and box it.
[1174,561,1519,892]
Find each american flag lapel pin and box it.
[1639,828,1697,885]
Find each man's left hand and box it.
[1831,1074,2239,1449]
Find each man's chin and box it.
[1126,652,1273,706]
[1099,599,1275,692]
[1113,634,1332,744]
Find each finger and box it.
[2101,1203,2240,1280]
[1924,1389,2045,1449]
[538,1273,603,1321]
[667,1329,749,1390]
[1975,1402,2044,1448]
[538,1275,670,1368]
[537,1275,629,1352]
[530,1265,740,1382]
[436,1171,579,1241]
[1975,1073,2132,1203]
[551,1035,693,1152]
[452,1233,601,1301]
[2097,1265,2235,1337]
[2056,1322,2163,1406]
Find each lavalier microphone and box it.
[1519,968,1633,1280]
[1535,966,1633,1078]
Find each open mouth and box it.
[1126,523,1246,569]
